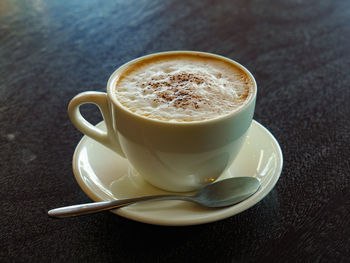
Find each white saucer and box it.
[72,120,283,226]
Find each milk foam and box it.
[114,55,253,122]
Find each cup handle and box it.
[68,91,126,158]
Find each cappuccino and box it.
[69,51,257,191]
[114,54,254,122]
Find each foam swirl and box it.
[114,55,253,122]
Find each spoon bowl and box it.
[48,177,260,218]
[192,177,260,207]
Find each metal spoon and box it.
[48,177,260,218]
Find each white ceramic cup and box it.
[68,51,257,192]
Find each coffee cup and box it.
[68,51,257,192]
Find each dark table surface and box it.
[1,0,350,262]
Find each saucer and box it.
[72,120,283,226]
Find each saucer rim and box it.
[72,120,283,226]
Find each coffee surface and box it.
[114,54,254,122]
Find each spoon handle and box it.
[48,195,191,218]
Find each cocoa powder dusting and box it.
[147,72,208,109]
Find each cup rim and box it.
[107,50,257,126]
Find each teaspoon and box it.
[48,177,260,218]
